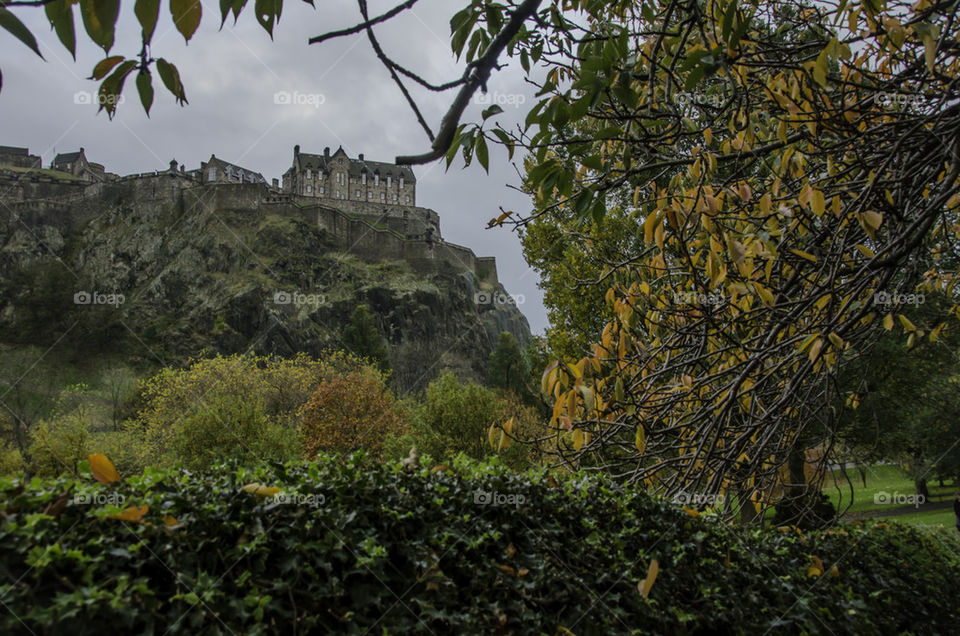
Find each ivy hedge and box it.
[0,456,957,634]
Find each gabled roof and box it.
[294,147,416,183]
[206,155,267,183]
[52,150,85,165]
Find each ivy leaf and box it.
[88,453,121,484]
[0,8,44,59]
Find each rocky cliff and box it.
[0,185,531,392]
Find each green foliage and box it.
[0,459,957,633]
[341,304,390,372]
[487,331,528,394]
[411,372,542,470]
[132,353,353,469]
[27,413,90,477]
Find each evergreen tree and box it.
[342,305,390,371]
[488,332,528,394]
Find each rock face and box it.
[0,188,531,392]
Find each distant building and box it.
[200,154,267,185]
[0,145,41,169]
[282,145,416,206]
[51,148,105,181]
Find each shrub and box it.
[26,413,90,477]
[0,458,957,634]
[412,372,545,469]
[133,352,366,468]
[299,367,405,459]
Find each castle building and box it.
[51,148,106,182]
[199,155,268,185]
[282,145,416,206]
[0,146,41,169]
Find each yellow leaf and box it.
[242,483,280,497]
[88,453,121,485]
[808,338,823,363]
[898,314,916,332]
[109,505,149,523]
[810,189,825,216]
[828,564,840,578]
[635,426,646,453]
[684,507,700,518]
[163,515,182,529]
[828,332,844,350]
[854,244,874,258]
[704,127,713,145]
[754,283,775,306]
[638,559,659,598]
[789,249,818,263]
[572,428,585,451]
[883,314,894,330]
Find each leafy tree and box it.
[488,332,528,394]
[299,366,405,459]
[341,304,390,372]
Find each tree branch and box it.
[308,0,420,45]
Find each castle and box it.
[0,144,499,286]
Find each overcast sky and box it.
[0,0,548,334]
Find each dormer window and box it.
[374,174,380,186]
[361,172,367,185]
[387,175,392,187]
[399,176,404,189]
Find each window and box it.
[374,174,380,186]
[405,195,410,204]
[393,194,398,202]
[319,186,324,194]
[356,189,361,197]
[306,185,312,193]
[380,193,385,201]
[306,169,312,179]
[208,168,216,181]
[337,173,344,185]
[399,176,404,189]
[361,173,367,185]
[387,175,392,187]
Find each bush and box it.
[412,372,545,469]
[133,352,365,469]
[299,366,405,459]
[26,414,90,477]
[0,458,957,634]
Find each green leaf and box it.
[482,104,504,121]
[44,0,77,60]
[475,134,489,172]
[135,0,160,43]
[254,0,281,38]
[156,58,188,105]
[79,0,119,53]
[136,69,154,116]
[98,59,136,118]
[90,55,124,80]
[0,8,44,59]
[170,0,202,42]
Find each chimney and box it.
[358,153,364,162]
[294,144,300,157]
[324,146,330,159]
[272,178,279,188]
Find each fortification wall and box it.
[4,175,501,286]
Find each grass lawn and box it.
[823,463,958,525]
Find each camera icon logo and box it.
[274,91,292,105]
[474,291,491,305]
[73,91,92,105]
[473,490,493,505]
[273,291,292,304]
[74,291,92,305]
